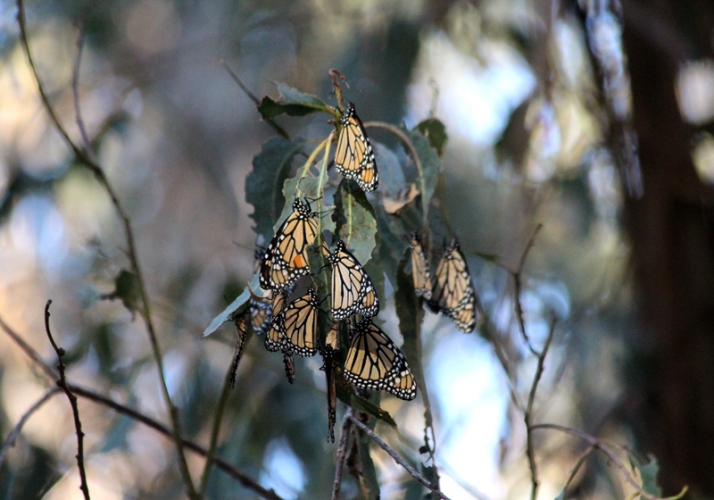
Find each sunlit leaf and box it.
[203,275,262,337]
[382,183,420,214]
[257,82,332,119]
[332,179,377,265]
[416,118,448,157]
[247,137,308,238]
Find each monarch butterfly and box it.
[322,321,340,442]
[409,233,432,300]
[334,102,378,193]
[260,199,319,292]
[229,313,249,389]
[323,240,379,320]
[282,286,320,357]
[344,318,416,401]
[427,239,477,333]
[265,291,289,352]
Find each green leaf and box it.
[332,179,377,265]
[102,269,141,317]
[278,146,336,237]
[636,455,662,497]
[247,137,308,238]
[416,118,448,157]
[257,82,332,119]
[402,125,441,220]
[203,275,261,337]
[372,142,406,195]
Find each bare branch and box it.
[16,2,198,495]
[347,415,451,500]
[0,316,278,499]
[512,223,543,355]
[524,316,557,500]
[220,59,290,140]
[331,408,354,500]
[0,387,61,467]
[44,301,90,500]
[68,384,284,500]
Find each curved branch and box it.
[347,415,450,500]
[0,387,61,467]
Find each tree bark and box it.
[622,0,714,494]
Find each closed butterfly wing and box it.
[334,102,378,193]
[427,239,477,333]
[326,240,379,320]
[260,199,319,292]
[409,233,432,300]
[282,287,320,357]
[343,319,416,401]
[265,292,289,352]
[322,321,341,443]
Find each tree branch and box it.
[331,408,354,500]
[0,387,61,467]
[44,300,90,500]
[347,415,450,500]
[524,316,556,500]
[16,3,197,496]
[0,314,280,500]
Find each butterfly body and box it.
[334,102,379,193]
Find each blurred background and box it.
[1,0,713,498]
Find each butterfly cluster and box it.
[410,234,478,333]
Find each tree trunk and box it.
[622,0,714,495]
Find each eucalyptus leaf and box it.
[257,82,332,119]
[332,179,377,265]
[203,274,263,337]
[247,137,308,238]
[416,118,448,157]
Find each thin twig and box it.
[560,443,596,495]
[331,408,354,500]
[512,224,543,355]
[16,3,197,496]
[220,59,290,139]
[347,415,451,500]
[524,316,556,500]
[0,387,61,467]
[44,300,90,500]
[198,355,237,495]
[0,314,280,499]
[72,22,93,158]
